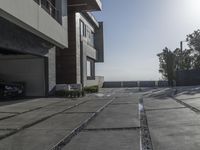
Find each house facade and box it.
[57,0,104,87]
[0,0,68,96]
[0,0,104,97]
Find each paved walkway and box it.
[1,87,200,150]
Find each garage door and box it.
[0,55,46,96]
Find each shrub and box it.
[84,85,99,93]
[56,90,84,98]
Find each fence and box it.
[103,81,169,88]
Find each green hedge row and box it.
[56,85,99,98]
[56,90,85,98]
[84,85,99,93]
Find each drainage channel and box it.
[139,97,153,150]
[50,98,115,150]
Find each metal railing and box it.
[33,0,61,23]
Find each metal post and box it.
[180,41,183,52]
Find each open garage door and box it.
[0,54,46,96]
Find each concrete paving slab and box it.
[175,93,200,101]
[144,98,184,110]
[0,129,72,150]
[31,113,94,130]
[42,100,83,112]
[64,100,110,113]
[0,130,14,138]
[0,98,63,113]
[0,109,57,129]
[146,108,200,128]
[150,125,200,150]
[63,130,140,150]
[0,113,93,150]
[112,96,139,104]
[178,99,200,110]
[0,113,16,120]
[86,104,139,129]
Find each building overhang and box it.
[68,0,102,12]
[82,12,99,28]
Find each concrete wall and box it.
[0,55,46,96]
[176,70,200,86]
[139,81,155,87]
[103,81,169,88]
[86,76,104,87]
[95,22,104,62]
[0,0,68,48]
[0,16,51,56]
[46,47,56,95]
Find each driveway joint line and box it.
[49,97,116,150]
[82,127,140,132]
[0,100,89,140]
[145,107,186,111]
[172,97,200,113]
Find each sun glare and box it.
[187,0,200,14]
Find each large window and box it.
[80,21,86,37]
[87,58,95,80]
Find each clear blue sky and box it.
[94,0,200,81]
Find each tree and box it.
[173,48,193,70]
[187,29,200,53]
[187,29,200,69]
[157,47,176,86]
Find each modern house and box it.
[56,0,104,87]
[0,0,104,97]
[0,0,68,96]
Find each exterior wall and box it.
[56,12,77,84]
[0,16,51,56]
[47,47,56,95]
[0,0,68,48]
[95,22,104,62]
[56,11,104,88]
[0,55,46,96]
[57,12,96,85]
[176,70,200,86]
[86,76,104,87]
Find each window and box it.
[87,60,91,77]
[80,21,86,37]
[90,32,95,47]
[87,58,95,80]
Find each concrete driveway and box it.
[0,87,200,150]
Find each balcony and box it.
[68,0,102,12]
[34,0,61,23]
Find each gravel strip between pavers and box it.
[139,97,153,150]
